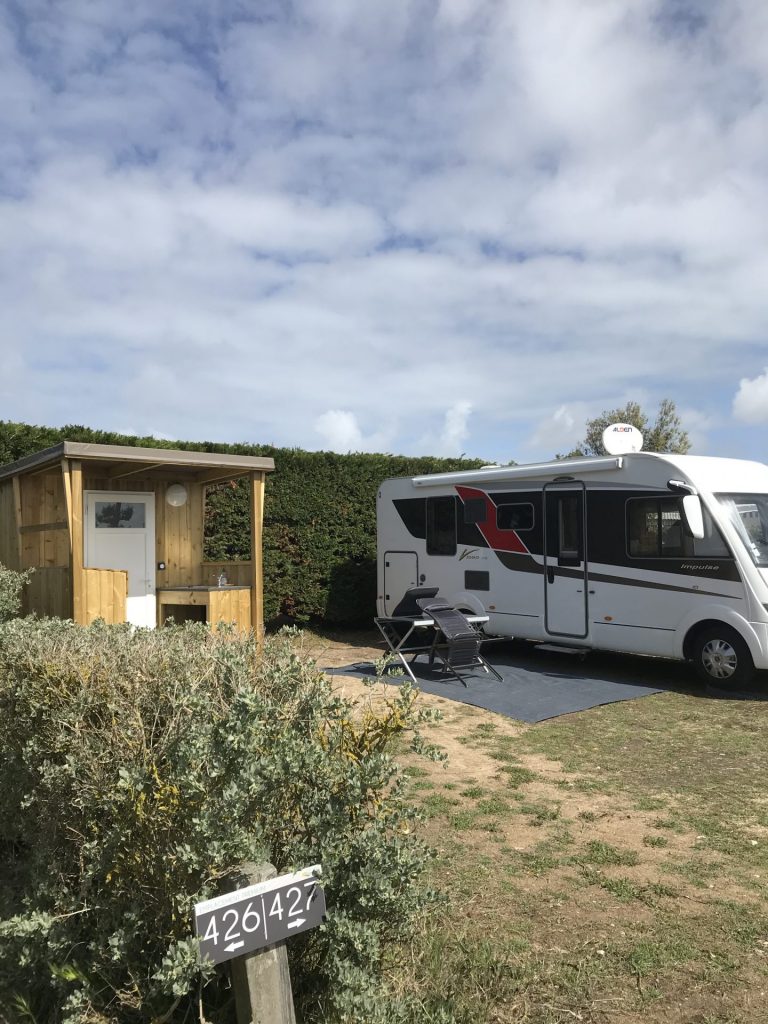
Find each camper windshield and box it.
[716,493,768,568]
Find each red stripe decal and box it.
[456,486,529,554]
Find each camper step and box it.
[534,643,589,657]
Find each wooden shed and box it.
[0,442,275,633]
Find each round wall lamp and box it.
[166,483,189,508]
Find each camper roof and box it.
[410,455,625,488]
[406,452,768,492]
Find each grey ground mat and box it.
[326,642,690,723]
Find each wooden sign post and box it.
[194,862,325,1024]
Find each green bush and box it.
[0,564,30,623]
[0,619,441,1023]
[0,420,485,625]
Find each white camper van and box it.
[376,430,768,687]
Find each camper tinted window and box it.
[426,496,457,555]
[627,498,690,558]
[558,494,582,561]
[463,498,487,524]
[497,503,534,531]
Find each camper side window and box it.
[558,494,582,562]
[497,503,534,531]
[463,498,487,524]
[426,496,457,555]
[627,498,690,558]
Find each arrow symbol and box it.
[224,940,245,952]
[287,918,306,930]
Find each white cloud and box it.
[314,411,363,452]
[1,0,768,465]
[674,406,715,454]
[733,369,768,424]
[526,405,584,455]
[313,410,394,453]
[438,400,472,456]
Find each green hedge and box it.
[0,421,484,625]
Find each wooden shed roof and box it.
[0,441,275,484]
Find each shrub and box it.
[0,564,30,623]
[0,619,441,1023]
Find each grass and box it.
[643,834,669,847]
[385,676,768,1023]
[575,840,640,867]
[498,764,537,788]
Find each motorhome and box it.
[376,429,768,687]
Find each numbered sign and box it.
[194,864,325,965]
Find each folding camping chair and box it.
[416,598,502,687]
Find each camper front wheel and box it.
[691,625,755,689]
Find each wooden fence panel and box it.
[208,588,252,633]
[83,569,127,625]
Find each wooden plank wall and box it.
[23,566,72,619]
[0,480,20,570]
[18,472,70,570]
[83,568,127,625]
[157,481,204,587]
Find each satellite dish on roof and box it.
[602,423,644,455]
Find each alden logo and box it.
[459,548,481,561]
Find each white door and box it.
[84,492,156,628]
[383,550,419,615]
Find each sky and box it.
[1,0,767,465]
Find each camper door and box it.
[382,550,419,615]
[543,482,588,638]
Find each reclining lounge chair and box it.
[416,598,502,687]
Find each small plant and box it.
[476,797,512,816]
[450,812,477,832]
[577,841,640,867]
[0,564,31,623]
[653,816,683,831]
[643,834,669,848]
[498,765,537,789]
[519,802,560,827]
[600,876,643,901]
[420,794,458,818]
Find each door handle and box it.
[547,566,555,584]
